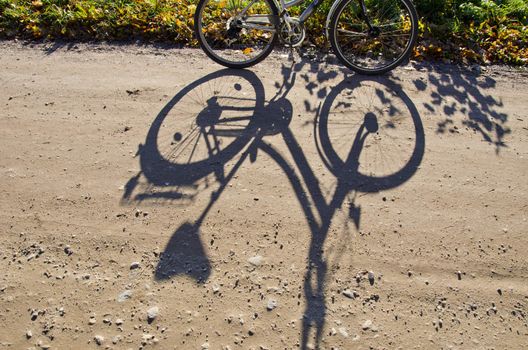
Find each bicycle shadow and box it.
[121,64,424,349]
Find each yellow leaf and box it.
[243,47,254,55]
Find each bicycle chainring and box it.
[278,19,305,47]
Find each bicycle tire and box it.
[194,0,279,69]
[328,0,418,75]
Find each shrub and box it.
[0,0,526,65]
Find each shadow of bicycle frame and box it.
[122,66,424,349]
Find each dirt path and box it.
[1,41,527,350]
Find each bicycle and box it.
[194,0,418,75]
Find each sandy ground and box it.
[0,40,527,350]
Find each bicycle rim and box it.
[332,0,417,74]
[197,0,277,67]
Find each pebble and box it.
[117,290,132,302]
[338,327,349,337]
[362,319,373,330]
[147,306,159,323]
[130,262,140,270]
[64,245,73,255]
[266,299,277,311]
[368,271,375,285]
[342,289,359,299]
[201,342,210,349]
[115,318,123,325]
[30,310,39,321]
[89,317,96,325]
[248,255,263,266]
[94,335,104,346]
[142,334,155,345]
[26,330,32,339]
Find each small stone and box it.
[248,255,263,266]
[30,310,39,321]
[142,334,154,344]
[362,319,373,330]
[26,330,32,339]
[147,306,159,323]
[266,299,277,311]
[89,317,96,325]
[342,289,359,299]
[456,271,462,280]
[367,271,375,285]
[117,290,132,302]
[212,284,220,294]
[94,335,104,346]
[338,327,349,337]
[130,262,140,270]
[115,318,123,325]
[64,245,73,255]
[201,342,210,349]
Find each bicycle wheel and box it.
[328,0,418,75]
[195,0,279,69]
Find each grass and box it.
[0,0,527,64]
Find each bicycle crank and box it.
[278,18,305,47]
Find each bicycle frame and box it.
[238,0,326,30]
[241,0,373,35]
[277,0,325,23]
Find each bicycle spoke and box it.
[331,0,417,74]
[337,29,368,37]
[196,0,277,67]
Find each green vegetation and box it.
[0,0,526,64]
